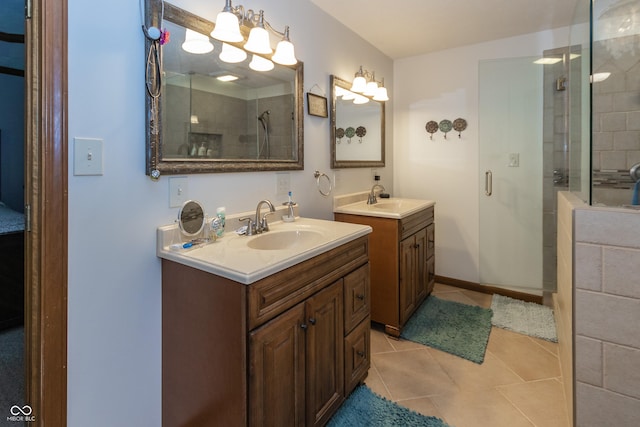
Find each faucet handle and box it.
[238,217,255,236]
[260,211,275,232]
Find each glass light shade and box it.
[211,11,243,43]
[373,86,389,101]
[182,29,214,54]
[350,76,367,93]
[249,54,274,71]
[219,42,247,63]
[364,80,379,96]
[190,115,199,124]
[341,90,356,101]
[272,39,297,65]
[353,94,369,104]
[244,27,273,54]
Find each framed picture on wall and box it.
[307,93,328,118]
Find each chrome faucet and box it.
[367,184,386,204]
[240,200,276,235]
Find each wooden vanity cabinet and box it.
[335,206,434,337]
[162,236,370,427]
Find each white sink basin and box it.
[157,217,371,284]
[247,230,324,250]
[334,197,435,219]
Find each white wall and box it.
[66,0,392,424]
[393,28,570,284]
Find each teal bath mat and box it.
[327,385,450,427]
[401,296,493,364]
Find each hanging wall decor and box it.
[453,118,468,138]
[356,126,367,143]
[439,119,453,139]
[425,121,439,140]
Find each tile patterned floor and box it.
[365,283,570,427]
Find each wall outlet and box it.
[508,153,520,167]
[276,172,290,196]
[169,177,188,208]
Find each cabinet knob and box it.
[357,350,365,358]
[300,323,308,330]
[309,317,316,325]
[356,294,365,301]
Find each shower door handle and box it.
[485,170,492,196]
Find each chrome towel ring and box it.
[314,170,332,196]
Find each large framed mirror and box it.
[330,75,385,168]
[144,1,304,177]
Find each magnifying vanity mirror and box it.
[144,1,304,177]
[330,75,385,168]
[178,200,205,236]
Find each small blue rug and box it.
[401,296,493,364]
[327,385,450,427]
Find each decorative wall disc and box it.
[356,126,367,143]
[425,121,438,140]
[453,118,467,138]
[345,126,356,143]
[336,127,345,143]
[439,119,453,139]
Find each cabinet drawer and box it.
[344,264,370,334]
[248,236,369,329]
[344,316,370,396]
[400,207,434,240]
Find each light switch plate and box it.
[74,137,103,176]
[276,172,290,196]
[508,153,520,167]
[169,177,189,208]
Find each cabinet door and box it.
[414,227,428,304]
[344,315,371,396]
[399,236,416,325]
[306,281,344,427]
[344,264,370,334]
[249,302,306,427]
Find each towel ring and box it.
[630,163,640,183]
[314,170,332,196]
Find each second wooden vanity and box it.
[159,218,371,427]
[335,199,434,337]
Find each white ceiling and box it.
[311,0,581,59]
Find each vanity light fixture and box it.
[211,0,298,66]
[182,29,214,54]
[350,65,389,101]
[249,54,274,71]
[219,43,247,63]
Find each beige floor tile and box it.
[428,346,524,392]
[497,378,570,427]
[394,396,447,422]
[460,289,493,308]
[430,389,536,427]
[487,328,561,381]
[372,348,460,400]
[370,327,396,354]
[363,364,392,399]
[386,335,426,352]
[431,290,479,306]
[530,334,559,356]
[432,283,462,293]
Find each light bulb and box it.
[219,43,247,63]
[249,54,274,71]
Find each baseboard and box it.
[435,275,543,304]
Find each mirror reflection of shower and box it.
[258,110,271,159]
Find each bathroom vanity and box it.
[334,195,435,337]
[157,216,371,426]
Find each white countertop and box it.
[333,197,435,219]
[157,217,371,284]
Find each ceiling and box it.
[310,0,581,59]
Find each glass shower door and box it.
[478,57,544,295]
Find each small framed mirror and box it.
[330,75,385,168]
[144,1,304,177]
[178,200,205,237]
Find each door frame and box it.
[24,0,68,424]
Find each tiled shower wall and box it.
[591,33,640,206]
[573,204,640,426]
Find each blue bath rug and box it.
[401,296,493,364]
[327,385,450,427]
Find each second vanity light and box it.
[209,0,298,70]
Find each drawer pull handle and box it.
[356,294,365,300]
[309,317,316,325]
[357,350,365,358]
